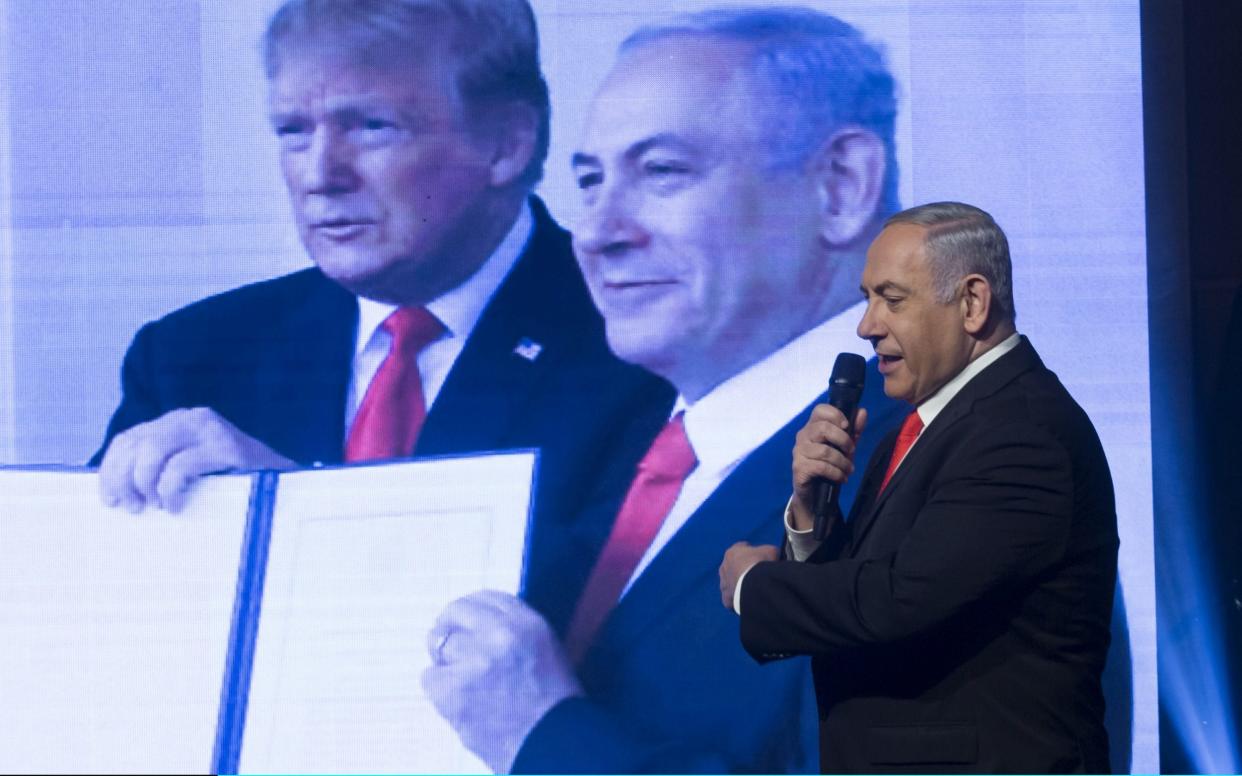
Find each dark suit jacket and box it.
[92,198,674,556]
[514,358,906,774]
[740,338,1118,774]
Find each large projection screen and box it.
[0,1,1155,772]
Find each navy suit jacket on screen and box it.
[515,358,905,774]
[92,197,674,554]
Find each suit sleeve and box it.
[510,581,817,775]
[513,697,731,774]
[511,655,816,775]
[89,323,164,466]
[740,419,1075,658]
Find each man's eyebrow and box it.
[267,108,302,127]
[865,280,912,296]
[570,151,599,169]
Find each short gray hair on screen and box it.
[620,6,900,220]
[263,0,551,189]
[885,201,1016,322]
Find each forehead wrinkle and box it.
[267,89,402,133]
[625,133,699,160]
[584,97,754,176]
[873,280,912,295]
[271,88,390,112]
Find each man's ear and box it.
[487,103,540,188]
[812,127,886,246]
[960,274,994,335]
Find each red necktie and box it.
[879,410,924,493]
[344,307,444,462]
[564,413,698,664]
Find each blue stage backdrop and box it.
[0,1,1159,771]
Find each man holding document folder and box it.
[92,0,669,534]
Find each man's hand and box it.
[789,405,868,531]
[422,591,583,774]
[719,542,779,610]
[97,408,295,513]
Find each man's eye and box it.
[274,123,311,149]
[351,119,402,145]
[884,296,904,308]
[644,160,688,176]
[575,171,603,190]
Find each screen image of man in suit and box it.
[91,0,667,525]
[721,202,1119,773]
[420,8,907,773]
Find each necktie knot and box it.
[637,412,698,481]
[897,410,924,441]
[383,306,444,354]
[879,410,924,493]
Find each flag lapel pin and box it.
[513,337,544,362]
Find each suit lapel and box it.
[846,337,1044,552]
[257,269,357,464]
[825,428,894,559]
[846,400,968,552]
[416,199,579,456]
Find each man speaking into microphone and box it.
[720,202,1118,774]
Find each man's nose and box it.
[573,182,647,258]
[301,128,358,193]
[857,303,883,341]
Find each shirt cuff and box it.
[733,565,751,615]
[784,495,821,562]
[736,496,822,615]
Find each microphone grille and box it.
[830,352,866,386]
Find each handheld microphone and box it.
[812,353,866,541]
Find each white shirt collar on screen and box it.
[677,301,872,478]
[347,200,534,429]
[623,301,871,593]
[354,200,534,354]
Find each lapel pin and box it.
[513,337,544,362]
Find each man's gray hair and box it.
[263,0,550,189]
[621,6,900,220]
[886,201,1016,322]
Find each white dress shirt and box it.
[344,201,534,437]
[620,302,872,598]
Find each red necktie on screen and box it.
[344,307,444,462]
[564,412,698,664]
[878,410,924,493]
